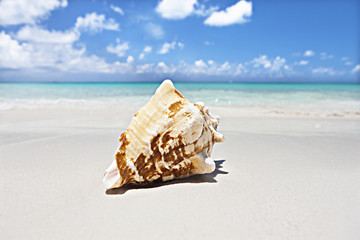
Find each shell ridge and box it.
[103,80,224,189]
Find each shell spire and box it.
[103,79,224,189]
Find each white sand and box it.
[0,108,359,239]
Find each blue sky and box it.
[0,0,359,82]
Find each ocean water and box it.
[0,82,359,117]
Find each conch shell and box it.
[103,80,224,189]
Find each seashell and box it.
[103,79,224,189]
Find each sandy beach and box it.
[0,0,359,238]
[1,107,359,240]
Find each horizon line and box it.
[0,80,359,84]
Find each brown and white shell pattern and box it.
[103,79,224,189]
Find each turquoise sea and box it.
[0,82,359,117]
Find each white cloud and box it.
[320,52,334,60]
[110,5,124,15]
[295,60,309,65]
[304,50,315,57]
[182,60,246,76]
[158,41,176,54]
[193,4,219,17]
[0,32,297,78]
[127,56,134,64]
[155,61,177,74]
[235,63,248,75]
[106,42,129,57]
[155,0,219,21]
[15,25,79,44]
[136,58,288,77]
[156,0,197,20]
[250,55,288,77]
[270,56,286,72]
[75,12,119,33]
[312,67,343,76]
[144,46,152,53]
[219,61,231,71]
[158,41,184,54]
[139,46,152,60]
[0,30,116,73]
[0,31,31,68]
[0,0,67,26]
[188,60,210,74]
[312,68,331,74]
[145,23,165,39]
[195,59,207,68]
[351,65,360,74]
[136,63,154,74]
[344,61,353,66]
[0,26,347,80]
[204,0,252,27]
[252,55,271,68]
[341,57,349,61]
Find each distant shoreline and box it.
[0,81,359,84]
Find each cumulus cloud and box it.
[204,0,252,27]
[351,64,360,74]
[250,55,289,77]
[195,59,207,68]
[304,50,315,57]
[294,60,309,65]
[156,0,219,20]
[106,42,130,57]
[252,55,271,68]
[158,41,184,54]
[193,4,219,17]
[158,41,176,54]
[180,60,247,76]
[0,0,67,26]
[145,23,165,39]
[75,12,119,33]
[0,9,128,75]
[270,57,287,72]
[0,31,31,68]
[144,46,152,53]
[139,53,145,60]
[156,0,197,20]
[15,25,79,44]
[137,59,242,76]
[0,32,296,78]
[150,56,286,78]
[312,67,344,76]
[0,22,341,80]
[136,63,154,74]
[110,5,124,15]
[127,56,134,64]
[139,46,152,60]
[0,30,116,73]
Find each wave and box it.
[1,97,359,118]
